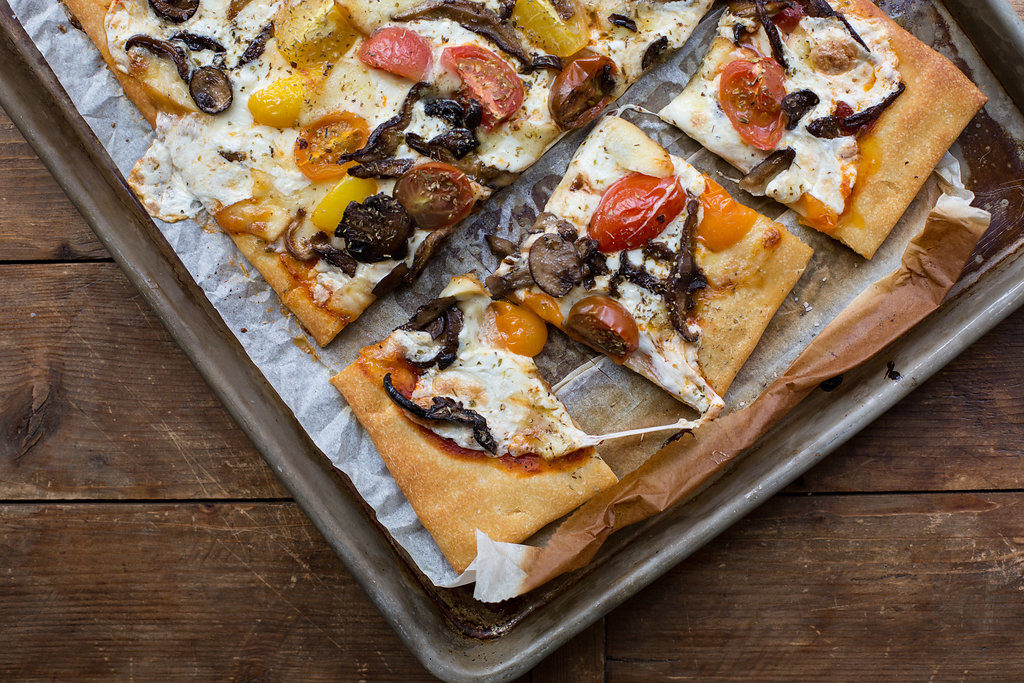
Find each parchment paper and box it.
[8,0,1002,600]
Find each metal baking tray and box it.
[3,0,1023,679]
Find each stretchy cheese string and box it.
[578,416,704,446]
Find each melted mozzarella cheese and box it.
[390,277,590,459]
[660,6,900,216]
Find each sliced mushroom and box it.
[237,21,274,67]
[641,36,669,71]
[727,0,789,18]
[382,374,497,452]
[608,13,637,31]
[795,0,868,50]
[739,147,796,195]
[842,81,905,132]
[424,98,467,127]
[532,55,562,71]
[613,257,665,296]
[781,89,819,129]
[340,83,428,165]
[485,234,519,259]
[404,295,458,331]
[336,194,414,263]
[754,0,788,69]
[283,209,313,261]
[125,34,190,80]
[347,158,415,179]
[665,199,705,340]
[169,31,226,53]
[148,0,199,24]
[529,233,583,297]
[311,240,358,277]
[576,236,608,288]
[806,113,844,139]
[405,129,479,162]
[372,263,411,297]
[393,0,533,70]
[433,307,464,369]
[189,66,233,114]
[485,267,533,298]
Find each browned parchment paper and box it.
[518,164,992,593]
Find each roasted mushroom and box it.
[148,0,199,24]
[237,21,274,67]
[781,89,820,129]
[340,83,428,165]
[485,267,533,298]
[336,194,415,262]
[404,295,458,330]
[665,200,705,340]
[311,239,359,277]
[283,209,313,261]
[189,66,233,114]
[169,31,226,53]
[739,147,796,194]
[608,13,637,31]
[842,81,905,131]
[372,263,411,297]
[383,374,498,452]
[641,36,669,71]
[125,34,190,80]
[485,234,519,259]
[528,232,583,297]
[347,158,416,179]
[405,129,480,161]
[754,0,788,68]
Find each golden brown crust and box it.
[332,354,618,573]
[832,0,987,258]
[696,215,814,394]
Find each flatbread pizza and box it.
[658,0,987,258]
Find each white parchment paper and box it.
[9,0,1011,594]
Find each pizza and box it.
[65,0,719,345]
[333,274,617,572]
[487,116,814,416]
[658,0,987,258]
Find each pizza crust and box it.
[332,352,618,573]
[832,0,987,258]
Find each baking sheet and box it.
[6,0,1020,599]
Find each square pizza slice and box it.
[333,274,617,572]
[658,0,987,258]
[67,0,718,344]
[488,116,814,416]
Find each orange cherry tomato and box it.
[697,178,759,252]
[795,193,839,233]
[565,295,639,360]
[358,27,432,81]
[719,58,787,151]
[519,290,564,326]
[440,45,524,130]
[489,301,548,357]
[394,162,476,229]
[293,112,369,182]
[589,173,687,253]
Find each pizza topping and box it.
[335,194,414,262]
[248,74,306,128]
[148,0,198,24]
[283,209,315,260]
[424,98,483,130]
[274,0,357,67]
[489,301,548,357]
[753,0,788,68]
[401,301,464,369]
[340,82,429,165]
[189,66,233,114]
[796,0,869,51]
[358,27,433,81]
[528,232,583,297]
[169,31,226,53]
[641,36,669,71]
[383,373,498,453]
[772,5,804,32]
[440,46,524,130]
[485,267,533,298]
[698,177,760,251]
[394,162,476,229]
[548,51,618,131]
[310,237,358,276]
[237,21,274,67]
[807,83,904,138]
[589,173,687,253]
[405,294,458,329]
[395,0,533,69]
[665,199,704,339]
[608,13,637,32]
[738,147,795,194]
[310,174,378,230]
[125,34,190,80]
[294,113,370,182]
[485,234,518,259]
[718,57,787,151]
[565,295,639,360]
[781,89,819,129]
[512,0,588,59]
[405,129,480,162]
[841,81,905,131]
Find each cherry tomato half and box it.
[772,5,805,32]
[548,50,618,130]
[589,173,687,253]
[394,162,476,229]
[293,112,369,182]
[440,45,524,130]
[719,58,787,151]
[358,27,432,81]
[489,301,548,357]
[565,295,639,360]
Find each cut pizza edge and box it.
[332,274,618,573]
[660,0,986,260]
[490,116,814,409]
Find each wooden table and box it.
[3,6,1024,678]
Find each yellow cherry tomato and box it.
[248,74,306,128]
[275,0,358,67]
[512,0,589,58]
[519,290,564,326]
[490,301,549,357]
[311,174,378,230]
[795,193,839,233]
[215,198,275,234]
[697,177,759,252]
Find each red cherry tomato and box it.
[358,27,432,81]
[588,173,687,253]
[719,58,787,151]
[548,50,617,130]
[394,162,476,229]
[772,5,805,32]
[440,45,524,130]
[565,295,639,360]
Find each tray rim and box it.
[2,0,1024,680]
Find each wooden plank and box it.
[0,502,432,680]
[605,492,1024,679]
[0,111,105,261]
[532,619,605,683]
[0,262,286,499]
